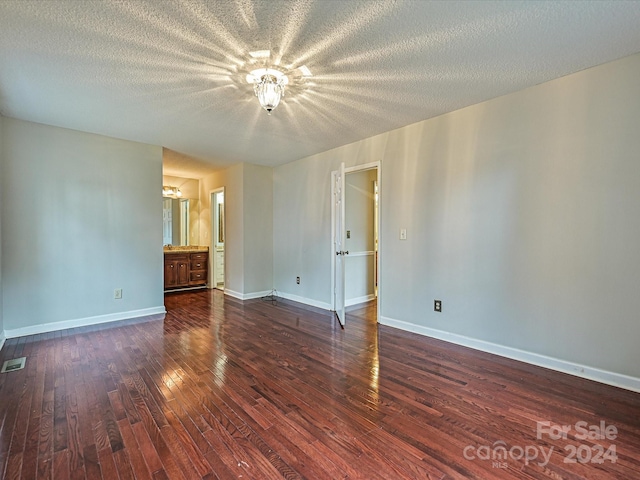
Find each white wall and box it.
[200,163,273,299]
[274,52,640,384]
[1,118,165,335]
[243,163,273,296]
[345,169,376,305]
[274,136,388,309]
[201,163,273,299]
[201,164,244,296]
[0,116,4,347]
[274,159,333,308]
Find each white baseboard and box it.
[276,292,332,311]
[0,333,6,352]
[223,289,242,300]
[346,294,376,307]
[4,306,167,339]
[224,289,274,301]
[380,316,640,394]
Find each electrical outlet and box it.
[296,276,300,284]
[434,300,441,312]
[400,228,407,240]
[346,230,351,239]
[114,288,123,299]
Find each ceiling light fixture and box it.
[298,65,312,77]
[162,186,182,198]
[249,50,271,59]
[246,68,288,115]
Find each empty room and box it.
[1,1,640,479]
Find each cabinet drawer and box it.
[189,270,207,284]
[191,260,206,270]
[164,253,189,262]
[191,252,208,262]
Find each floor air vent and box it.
[1,357,26,373]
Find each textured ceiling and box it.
[2,1,640,177]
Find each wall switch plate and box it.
[114,288,123,299]
[400,228,407,240]
[434,300,442,312]
[346,230,351,239]
[296,277,300,284]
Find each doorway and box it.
[345,169,378,306]
[332,162,381,326]
[211,189,225,290]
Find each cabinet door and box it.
[164,260,178,288]
[177,261,190,286]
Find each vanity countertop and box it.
[163,246,209,254]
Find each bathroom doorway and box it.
[211,189,225,290]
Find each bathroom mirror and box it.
[162,197,200,246]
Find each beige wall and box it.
[274,52,640,382]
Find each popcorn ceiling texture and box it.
[1,0,640,174]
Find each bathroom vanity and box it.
[164,246,208,291]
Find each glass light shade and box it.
[254,74,285,114]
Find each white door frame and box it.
[332,163,346,326]
[331,161,381,324]
[210,187,225,290]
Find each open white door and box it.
[333,162,347,327]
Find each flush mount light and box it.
[244,49,312,115]
[246,68,289,115]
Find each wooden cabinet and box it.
[164,251,208,290]
[164,254,188,288]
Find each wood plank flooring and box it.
[1,289,640,479]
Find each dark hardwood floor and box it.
[1,290,640,479]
